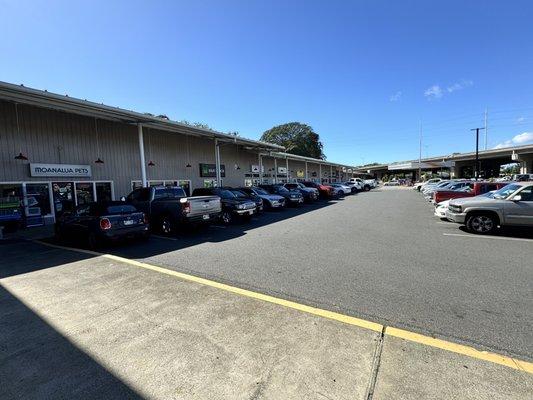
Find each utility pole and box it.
[471,127,485,179]
[418,120,422,181]
[484,108,488,150]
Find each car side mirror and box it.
[512,195,522,202]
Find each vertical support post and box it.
[258,154,263,184]
[274,158,278,183]
[330,165,333,183]
[319,164,322,183]
[475,128,479,179]
[215,138,221,187]
[286,157,289,182]
[305,161,308,180]
[138,123,147,187]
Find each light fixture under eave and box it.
[14,152,28,161]
[95,158,104,164]
[186,163,192,168]
[148,161,155,167]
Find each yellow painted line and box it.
[34,240,533,374]
[386,327,533,374]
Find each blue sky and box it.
[2,0,533,165]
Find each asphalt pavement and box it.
[82,187,533,361]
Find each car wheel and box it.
[364,185,370,191]
[160,215,175,235]
[221,211,233,225]
[466,214,497,234]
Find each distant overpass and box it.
[355,144,533,179]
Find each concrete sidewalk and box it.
[0,241,531,399]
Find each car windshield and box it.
[105,204,137,214]
[231,190,247,197]
[277,187,290,194]
[218,190,236,199]
[492,184,520,199]
[254,188,269,195]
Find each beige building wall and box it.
[0,100,263,198]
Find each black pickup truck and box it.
[126,186,221,234]
[192,187,257,224]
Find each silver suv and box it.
[446,182,533,234]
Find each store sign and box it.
[199,163,225,178]
[277,166,287,174]
[30,163,92,178]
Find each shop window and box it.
[75,182,95,205]
[26,183,52,216]
[0,184,23,230]
[96,182,113,202]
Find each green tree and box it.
[260,122,325,159]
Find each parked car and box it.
[349,177,374,191]
[192,187,256,224]
[434,191,497,220]
[413,178,442,192]
[446,182,533,234]
[55,201,150,248]
[344,181,362,192]
[513,173,533,182]
[259,184,304,206]
[301,181,337,199]
[284,182,319,202]
[433,182,509,205]
[329,182,352,195]
[226,188,263,212]
[425,181,470,202]
[383,181,400,186]
[238,186,286,210]
[422,180,451,195]
[126,186,221,234]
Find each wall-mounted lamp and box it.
[95,157,104,164]
[14,152,28,161]
[148,161,155,167]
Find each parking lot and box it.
[2,186,533,399]
[93,186,531,361]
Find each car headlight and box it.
[237,204,245,210]
[290,194,297,198]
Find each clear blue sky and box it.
[2,0,533,165]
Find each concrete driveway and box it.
[1,239,532,399]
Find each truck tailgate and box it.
[188,196,221,216]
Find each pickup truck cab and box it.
[192,187,256,224]
[126,186,221,234]
[446,182,533,234]
[433,182,508,204]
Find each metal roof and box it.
[0,81,284,152]
[268,151,356,170]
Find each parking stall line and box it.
[443,233,533,243]
[33,239,533,374]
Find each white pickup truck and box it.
[349,178,376,191]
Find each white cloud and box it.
[424,85,443,99]
[516,116,526,123]
[446,79,473,93]
[493,132,533,149]
[389,91,402,102]
[424,79,473,100]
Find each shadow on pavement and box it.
[43,198,343,259]
[0,273,143,399]
[458,225,533,239]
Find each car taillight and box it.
[182,201,191,214]
[100,218,112,230]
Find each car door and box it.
[504,185,533,226]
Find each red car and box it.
[433,182,509,204]
[301,181,337,199]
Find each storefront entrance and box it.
[0,180,114,227]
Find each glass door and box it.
[52,182,74,217]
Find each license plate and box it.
[123,220,134,226]
[202,214,210,220]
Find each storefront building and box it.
[0,82,356,228]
